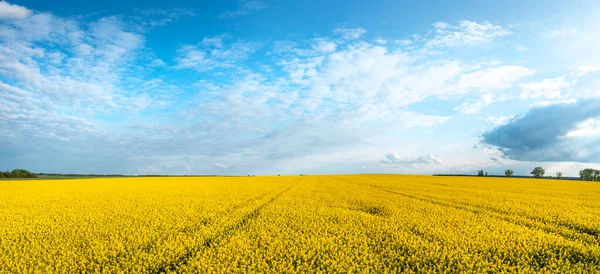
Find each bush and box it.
[1,169,37,178]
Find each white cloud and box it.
[394,39,413,46]
[219,0,267,19]
[450,66,534,114]
[457,65,534,91]
[271,39,533,117]
[427,20,511,48]
[134,8,196,27]
[175,36,261,71]
[520,75,569,99]
[0,14,147,111]
[528,98,577,108]
[374,38,387,44]
[565,118,600,137]
[311,38,337,53]
[381,153,442,166]
[575,66,600,79]
[333,27,366,40]
[213,163,229,169]
[0,8,563,175]
[151,59,166,67]
[486,115,517,127]
[0,1,31,20]
[543,28,577,38]
[454,93,496,114]
[0,3,196,174]
[432,22,450,29]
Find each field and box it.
[1,175,600,273]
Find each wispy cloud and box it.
[219,0,267,19]
[427,20,511,48]
[174,35,262,71]
[332,27,366,40]
[133,8,196,27]
[520,76,569,99]
[543,27,577,38]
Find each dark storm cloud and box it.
[482,99,600,162]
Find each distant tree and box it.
[556,172,563,180]
[531,167,545,178]
[485,171,488,176]
[505,169,514,177]
[580,169,589,181]
[0,169,36,178]
[477,170,484,176]
[11,169,21,178]
[579,168,598,181]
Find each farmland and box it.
[1,175,600,273]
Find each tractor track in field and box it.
[100,180,296,271]
[151,179,299,273]
[338,177,600,247]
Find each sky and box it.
[1,0,600,176]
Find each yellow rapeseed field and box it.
[1,175,600,273]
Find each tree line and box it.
[499,167,600,181]
[0,169,38,178]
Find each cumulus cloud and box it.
[333,27,366,40]
[482,99,600,162]
[0,1,31,20]
[381,154,442,166]
[0,3,192,173]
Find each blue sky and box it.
[1,0,600,176]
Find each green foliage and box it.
[1,169,37,179]
[579,168,600,181]
[531,167,545,178]
[505,169,514,177]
